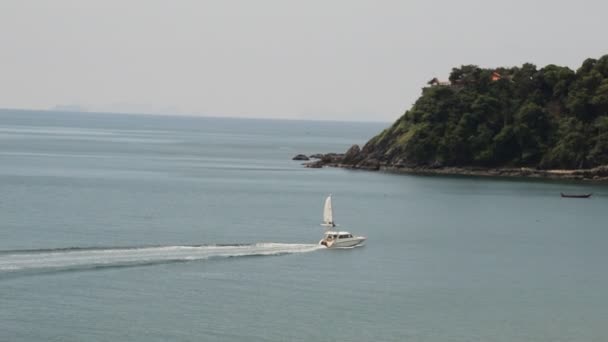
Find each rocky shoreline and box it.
[296,147,608,181]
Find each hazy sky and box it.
[1,0,606,121]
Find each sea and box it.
[1,109,607,342]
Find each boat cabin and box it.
[323,231,354,240]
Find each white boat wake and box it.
[0,243,323,274]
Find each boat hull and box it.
[561,193,592,198]
[320,236,366,248]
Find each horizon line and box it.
[0,107,393,125]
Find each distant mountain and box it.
[50,104,88,112]
[92,103,182,116]
[50,103,182,116]
[339,55,608,171]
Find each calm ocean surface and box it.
[1,109,607,341]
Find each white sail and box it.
[322,195,335,226]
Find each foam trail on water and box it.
[0,243,322,273]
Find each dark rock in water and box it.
[309,153,324,159]
[342,145,361,164]
[304,160,324,168]
[292,154,310,161]
[321,153,344,164]
[299,152,345,168]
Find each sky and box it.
[0,0,606,122]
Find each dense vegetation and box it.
[352,55,608,169]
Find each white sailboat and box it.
[319,195,366,248]
[321,195,335,228]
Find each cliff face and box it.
[343,56,608,170]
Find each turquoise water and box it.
[1,109,608,341]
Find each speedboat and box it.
[320,230,367,248]
[318,195,366,248]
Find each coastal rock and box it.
[299,152,346,168]
[304,160,324,168]
[305,145,608,181]
[358,158,380,170]
[342,145,362,164]
[429,160,444,169]
[292,154,310,161]
[321,153,344,164]
[309,153,324,159]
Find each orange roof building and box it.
[491,71,502,81]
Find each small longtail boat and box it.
[560,193,592,198]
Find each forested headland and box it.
[304,55,608,180]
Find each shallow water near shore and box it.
[1,109,608,341]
